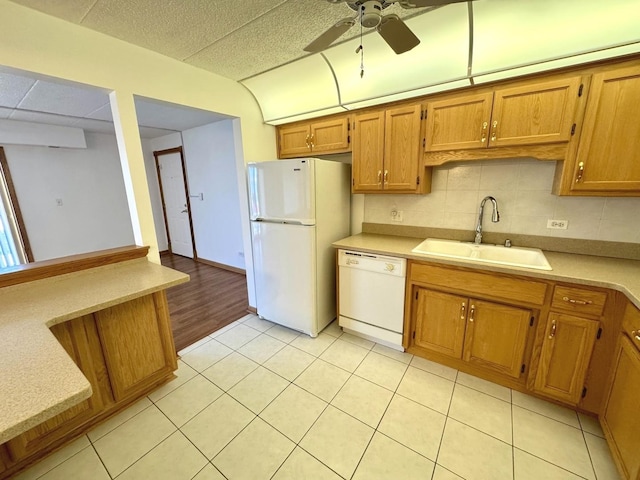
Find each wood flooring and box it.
[160,252,249,352]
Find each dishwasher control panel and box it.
[338,250,406,276]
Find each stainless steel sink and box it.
[411,238,552,270]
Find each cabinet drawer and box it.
[551,286,606,317]
[409,262,547,305]
[622,302,640,350]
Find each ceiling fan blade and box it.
[376,14,420,54]
[397,0,470,8]
[304,17,357,53]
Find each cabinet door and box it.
[95,292,177,402]
[571,65,640,192]
[424,92,493,151]
[278,123,311,158]
[352,111,385,192]
[602,336,640,480]
[490,77,581,147]
[533,313,599,404]
[412,288,467,358]
[384,105,422,192]
[6,316,108,460]
[462,300,531,378]
[310,116,351,154]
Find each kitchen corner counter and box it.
[333,233,640,309]
[0,258,188,445]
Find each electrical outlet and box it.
[391,209,403,222]
[547,219,568,230]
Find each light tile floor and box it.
[16,314,621,480]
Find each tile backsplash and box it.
[363,159,640,244]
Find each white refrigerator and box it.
[248,158,351,337]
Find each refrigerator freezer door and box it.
[251,221,317,335]
[247,159,316,224]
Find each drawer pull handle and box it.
[469,304,475,322]
[377,170,382,185]
[460,302,466,320]
[562,296,592,306]
[633,330,640,342]
[549,319,557,339]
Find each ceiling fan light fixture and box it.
[360,1,384,28]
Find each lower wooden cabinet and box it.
[533,312,599,404]
[6,315,111,461]
[94,293,177,402]
[1,291,177,474]
[410,286,531,378]
[602,335,640,480]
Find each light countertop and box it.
[333,233,640,309]
[0,258,188,445]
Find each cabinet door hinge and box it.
[415,291,418,300]
[353,121,356,131]
[422,138,426,148]
[597,327,602,340]
[347,122,351,131]
[578,84,584,97]
[529,316,534,327]
[352,178,355,186]
[581,387,587,398]
[521,364,526,374]
[347,135,350,144]
[571,123,576,136]
[412,331,416,339]
[417,176,420,185]
[420,110,424,120]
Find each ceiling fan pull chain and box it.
[358,5,365,78]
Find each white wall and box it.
[365,159,640,243]
[4,133,135,261]
[141,132,184,252]
[182,121,245,269]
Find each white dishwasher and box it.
[338,249,406,350]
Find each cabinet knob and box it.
[377,170,382,185]
[383,170,389,183]
[460,302,466,320]
[575,162,584,183]
[549,319,557,339]
[469,304,475,322]
[490,120,498,142]
[481,121,488,143]
[632,330,640,342]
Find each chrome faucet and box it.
[474,196,500,244]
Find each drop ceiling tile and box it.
[0,107,13,119]
[10,0,98,23]
[134,99,227,131]
[0,72,36,108]
[80,0,289,63]
[138,126,179,139]
[86,103,114,121]
[17,80,110,117]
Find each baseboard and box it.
[247,306,257,314]
[196,257,246,275]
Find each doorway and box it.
[154,147,196,258]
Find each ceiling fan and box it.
[304,0,470,55]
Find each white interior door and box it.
[158,152,193,258]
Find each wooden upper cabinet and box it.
[602,336,640,480]
[424,77,581,152]
[569,65,640,193]
[7,315,110,460]
[491,77,581,147]
[462,300,531,378]
[352,110,385,192]
[352,105,423,193]
[277,115,351,158]
[413,288,467,358]
[425,93,493,151]
[278,124,312,158]
[384,105,422,191]
[533,313,599,404]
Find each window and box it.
[0,147,31,270]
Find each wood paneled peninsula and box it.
[0,246,188,477]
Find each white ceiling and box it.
[0,69,228,138]
[8,0,428,81]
